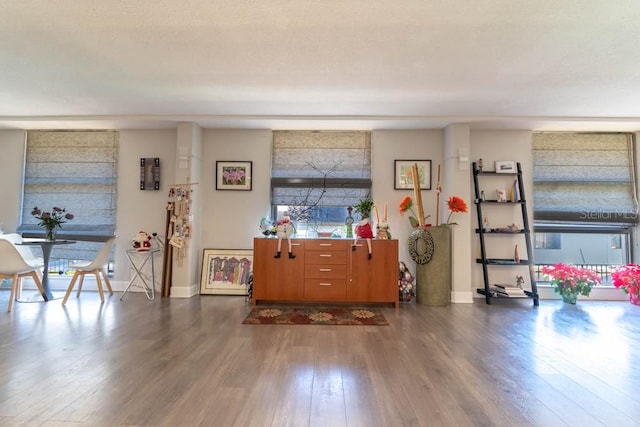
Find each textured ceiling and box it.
[1,1,640,131]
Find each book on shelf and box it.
[491,284,527,297]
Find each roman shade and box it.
[19,130,118,261]
[271,131,372,211]
[532,132,638,224]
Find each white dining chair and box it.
[0,239,46,311]
[62,238,115,305]
[0,233,44,268]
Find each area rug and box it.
[242,306,389,325]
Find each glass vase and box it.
[44,227,56,241]
[630,293,640,306]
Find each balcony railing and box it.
[534,263,617,285]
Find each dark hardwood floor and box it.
[0,289,638,426]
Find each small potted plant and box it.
[353,197,374,218]
[610,264,640,305]
[541,263,601,304]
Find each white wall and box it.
[372,130,445,267]
[115,129,178,283]
[200,129,273,250]
[3,126,632,301]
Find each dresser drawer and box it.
[304,264,347,279]
[304,278,347,300]
[305,250,347,265]
[304,239,348,252]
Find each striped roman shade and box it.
[19,130,118,261]
[532,132,638,224]
[271,131,371,209]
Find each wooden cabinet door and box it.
[348,240,398,305]
[253,238,304,302]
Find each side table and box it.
[121,249,160,300]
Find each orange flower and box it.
[399,196,413,214]
[447,196,468,213]
[446,196,468,224]
[399,196,429,228]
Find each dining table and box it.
[17,239,76,300]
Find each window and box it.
[532,133,637,285]
[534,233,561,250]
[19,130,118,262]
[532,132,638,224]
[271,131,371,235]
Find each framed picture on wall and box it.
[216,161,252,191]
[394,160,432,190]
[200,249,253,295]
[140,157,160,190]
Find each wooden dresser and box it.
[253,238,399,307]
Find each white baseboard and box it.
[451,291,474,303]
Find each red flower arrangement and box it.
[445,196,468,224]
[610,264,640,305]
[541,263,601,304]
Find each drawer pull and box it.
[319,283,332,286]
[319,254,332,257]
[319,243,332,246]
[291,243,301,246]
[319,268,332,272]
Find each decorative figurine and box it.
[274,212,296,259]
[132,230,152,251]
[353,213,374,260]
[376,221,391,240]
[345,206,354,239]
[259,217,276,236]
[398,261,415,302]
[376,205,391,240]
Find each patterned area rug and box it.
[243,306,389,325]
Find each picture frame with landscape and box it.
[394,160,431,190]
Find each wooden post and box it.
[435,164,441,226]
[412,163,425,226]
[161,207,173,297]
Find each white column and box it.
[170,122,202,297]
[443,124,474,303]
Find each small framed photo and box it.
[216,161,252,191]
[495,160,516,174]
[394,160,432,190]
[200,249,253,295]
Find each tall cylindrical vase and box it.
[45,227,56,241]
[415,225,452,306]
